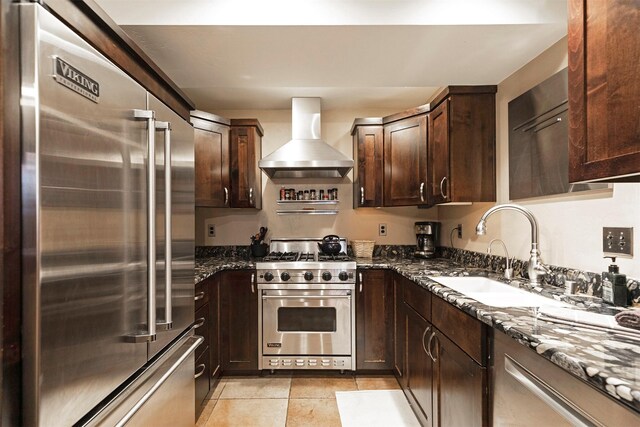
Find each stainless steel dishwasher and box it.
[493,332,640,426]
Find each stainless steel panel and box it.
[508,68,607,200]
[493,332,640,426]
[84,333,202,427]
[20,5,149,426]
[147,94,195,359]
[261,289,352,356]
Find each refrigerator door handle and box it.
[127,109,157,343]
[115,335,204,427]
[156,121,173,331]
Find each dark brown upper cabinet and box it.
[230,119,263,209]
[428,86,497,205]
[192,111,231,208]
[351,119,384,208]
[383,108,429,207]
[568,0,640,183]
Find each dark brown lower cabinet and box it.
[399,276,489,427]
[194,279,211,416]
[432,329,487,427]
[220,270,258,373]
[356,269,393,371]
[405,306,434,426]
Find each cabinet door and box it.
[356,269,393,370]
[568,0,640,182]
[230,126,262,209]
[220,270,258,372]
[383,115,428,206]
[210,273,221,380]
[432,330,487,427]
[428,100,450,205]
[405,307,434,426]
[194,125,230,207]
[393,275,406,385]
[353,125,384,207]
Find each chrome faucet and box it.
[476,204,549,285]
[488,239,513,280]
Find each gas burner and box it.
[318,252,350,262]
[262,251,299,261]
[298,252,316,262]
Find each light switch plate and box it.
[603,227,633,257]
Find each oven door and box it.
[261,289,352,356]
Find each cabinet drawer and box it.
[431,295,487,365]
[403,279,431,320]
[195,281,209,310]
[195,346,211,411]
[194,303,210,360]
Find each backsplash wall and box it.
[195,108,438,246]
[438,36,640,279]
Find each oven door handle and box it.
[261,295,352,300]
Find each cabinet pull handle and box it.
[156,121,173,331]
[193,317,205,329]
[194,364,206,379]
[360,186,365,205]
[224,187,229,206]
[358,272,363,292]
[194,291,205,301]
[440,176,448,200]
[251,273,255,293]
[419,182,425,202]
[249,187,254,206]
[428,332,437,362]
[421,326,432,356]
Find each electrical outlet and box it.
[457,224,463,239]
[207,223,216,238]
[603,227,633,257]
[378,223,387,236]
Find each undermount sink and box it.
[428,276,568,308]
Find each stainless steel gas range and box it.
[256,238,356,371]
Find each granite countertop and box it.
[195,255,640,414]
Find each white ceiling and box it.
[95,0,567,111]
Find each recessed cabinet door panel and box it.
[383,115,428,206]
[195,125,229,207]
[356,270,393,370]
[568,0,640,182]
[353,125,384,207]
[428,100,450,204]
[405,307,433,426]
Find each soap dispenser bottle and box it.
[601,256,627,306]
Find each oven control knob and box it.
[280,272,291,281]
[322,271,332,281]
[338,271,349,281]
[304,272,314,281]
[264,272,274,282]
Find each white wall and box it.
[438,36,640,279]
[196,108,438,246]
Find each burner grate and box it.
[317,252,351,261]
[263,251,299,261]
[298,252,316,262]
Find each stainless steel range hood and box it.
[259,98,354,178]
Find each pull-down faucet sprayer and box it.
[476,204,549,285]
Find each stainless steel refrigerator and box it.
[19,4,197,426]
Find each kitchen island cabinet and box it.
[356,269,393,371]
[351,119,384,208]
[427,86,497,205]
[220,270,259,373]
[568,0,640,182]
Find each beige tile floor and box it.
[196,374,402,427]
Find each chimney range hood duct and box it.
[258,98,354,178]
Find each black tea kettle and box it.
[318,235,342,255]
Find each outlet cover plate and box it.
[603,227,633,257]
[378,223,387,236]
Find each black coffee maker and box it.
[414,221,440,258]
